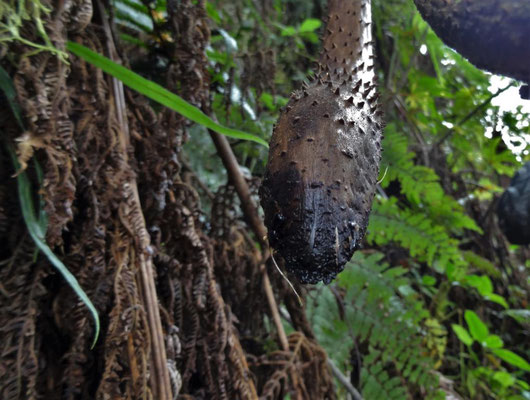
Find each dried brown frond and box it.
[0,1,337,400]
[251,332,335,400]
[0,235,49,400]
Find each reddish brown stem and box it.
[97,1,172,398]
[208,129,302,399]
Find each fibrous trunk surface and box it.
[260,0,384,284]
[414,0,530,85]
[0,0,336,398]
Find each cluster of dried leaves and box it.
[0,1,335,399]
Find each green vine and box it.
[0,0,68,62]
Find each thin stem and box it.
[328,359,364,400]
[96,1,172,398]
[208,128,302,399]
[435,82,515,147]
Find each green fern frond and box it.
[381,124,481,234]
[369,198,466,272]
[381,125,442,205]
[361,357,408,400]
[461,250,501,279]
[309,252,440,399]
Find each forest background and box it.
[0,0,529,399]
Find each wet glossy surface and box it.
[260,0,383,284]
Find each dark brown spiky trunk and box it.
[260,0,383,284]
[413,0,530,85]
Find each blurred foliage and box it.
[0,0,68,61]
[112,0,529,398]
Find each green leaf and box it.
[66,41,268,148]
[483,293,508,309]
[115,9,152,32]
[205,2,222,24]
[0,65,100,348]
[281,26,296,36]
[483,334,503,349]
[218,29,238,53]
[116,0,150,15]
[298,18,321,33]
[517,379,530,390]
[463,274,493,295]
[0,66,24,129]
[491,349,530,372]
[463,275,508,308]
[464,310,489,341]
[300,31,319,44]
[8,146,100,348]
[260,92,276,111]
[422,275,436,286]
[504,309,530,325]
[461,251,500,278]
[492,371,515,388]
[119,33,148,49]
[452,324,473,346]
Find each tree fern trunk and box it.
[260,0,383,284]
[413,0,530,85]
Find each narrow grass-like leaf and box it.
[116,0,150,15]
[0,65,100,348]
[66,41,268,148]
[7,145,101,348]
[0,66,24,129]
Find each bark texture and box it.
[414,0,530,84]
[260,0,383,284]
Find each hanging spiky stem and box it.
[413,0,530,86]
[260,0,384,284]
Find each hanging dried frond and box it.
[1,1,337,400]
[252,332,335,400]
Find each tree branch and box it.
[435,82,514,147]
[208,129,301,399]
[327,359,364,400]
